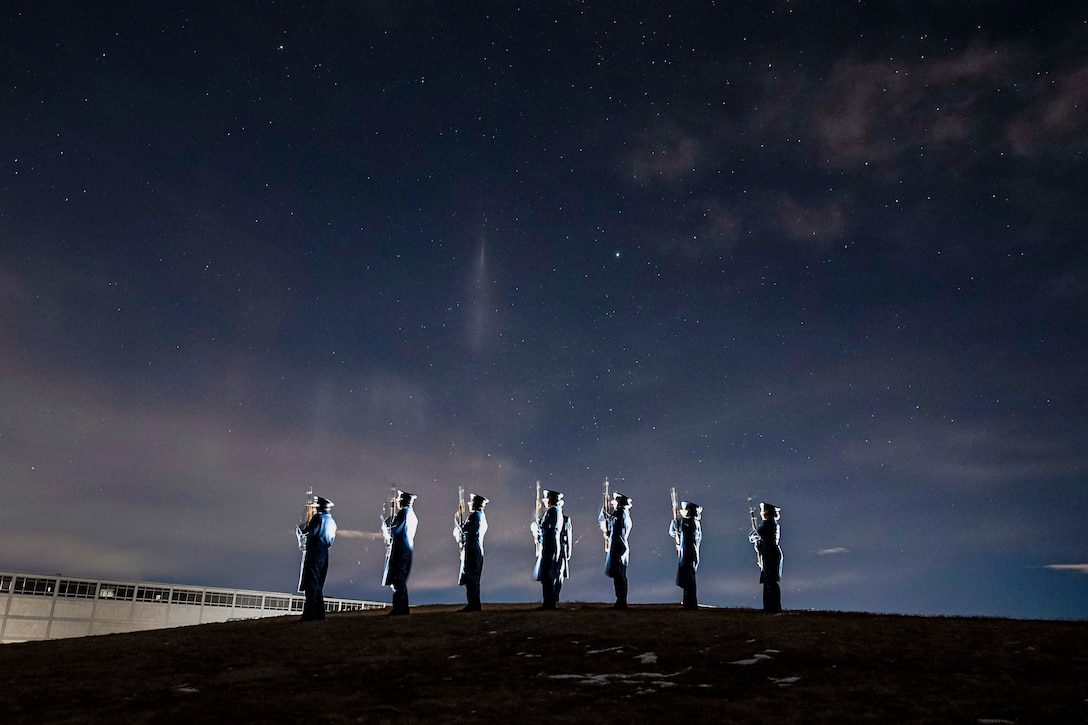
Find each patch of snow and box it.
[769,676,801,686]
[547,667,693,687]
[732,649,777,665]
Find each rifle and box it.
[748,496,763,568]
[302,487,316,526]
[670,487,681,548]
[534,480,542,557]
[298,487,316,553]
[457,485,466,527]
[386,486,398,520]
[601,477,611,553]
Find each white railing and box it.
[0,570,385,643]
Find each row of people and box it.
[294,489,784,619]
[524,488,784,613]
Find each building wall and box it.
[0,571,385,644]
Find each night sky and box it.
[2,2,1086,620]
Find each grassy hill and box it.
[1,603,1084,723]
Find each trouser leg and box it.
[391,582,410,614]
[763,581,782,612]
[613,568,628,608]
[541,579,557,608]
[682,579,698,609]
[301,587,324,620]
[465,578,481,609]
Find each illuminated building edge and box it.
[0,570,386,643]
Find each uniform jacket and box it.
[297,511,336,592]
[455,509,487,584]
[599,507,631,578]
[754,518,782,583]
[534,505,563,582]
[382,505,418,587]
[670,516,701,588]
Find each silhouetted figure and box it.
[599,492,632,609]
[382,491,418,615]
[296,495,337,622]
[669,501,702,610]
[454,493,489,611]
[532,489,565,609]
[749,502,783,612]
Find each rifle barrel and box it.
[602,478,611,552]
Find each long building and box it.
[0,570,385,644]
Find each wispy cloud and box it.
[623,120,703,185]
[1007,63,1088,156]
[1045,564,1088,574]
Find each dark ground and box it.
[1,603,1085,723]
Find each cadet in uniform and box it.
[599,492,632,609]
[669,501,702,610]
[382,491,418,615]
[454,493,489,611]
[532,489,565,610]
[749,502,783,612]
[297,494,337,622]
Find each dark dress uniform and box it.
[454,494,488,611]
[297,496,337,621]
[670,502,702,610]
[599,493,632,609]
[533,490,564,609]
[751,503,783,612]
[382,492,418,615]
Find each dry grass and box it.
[1,603,1085,723]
